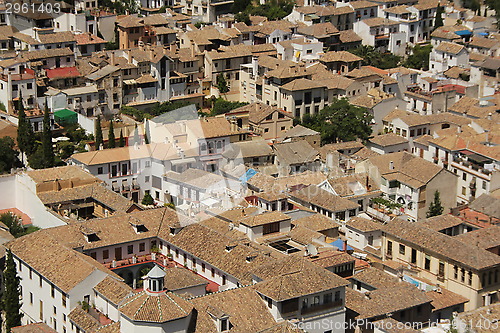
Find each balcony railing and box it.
[301,299,343,315]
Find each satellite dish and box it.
[306,244,318,257]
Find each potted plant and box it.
[166,253,173,261]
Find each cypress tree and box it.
[2,249,23,332]
[427,190,444,218]
[119,129,125,147]
[108,120,116,149]
[434,6,444,29]
[41,103,55,168]
[95,115,103,150]
[16,91,35,161]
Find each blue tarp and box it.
[239,168,257,184]
[455,30,472,36]
[479,32,489,36]
[331,239,354,251]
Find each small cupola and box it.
[144,265,166,295]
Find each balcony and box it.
[301,299,343,315]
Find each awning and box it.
[455,30,472,36]
[331,239,354,251]
[468,153,491,164]
[54,108,78,125]
[201,198,219,207]
[239,168,257,183]
[170,157,197,166]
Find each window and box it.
[461,268,466,282]
[51,284,55,298]
[29,268,33,279]
[424,255,430,270]
[468,271,473,286]
[127,245,134,254]
[263,222,280,235]
[97,167,103,174]
[438,262,445,277]
[324,293,332,304]
[387,241,393,256]
[103,250,109,260]
[139,243,145,252]
[462,187,466,196]
[53,306,57,315]
[39,276,43,288]
[222,275,226,285]
[267,297,272,308]
[463,172,467,181]
[40,300,44,320]
[30,292,33,304]
[399,244,405,255]
[454,265,458,279]
[62,294,66,307]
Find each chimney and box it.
[127,50,132,64]
[110,52,115,65]
[251,56,258,78]
[190,43,195,57]
[389,161,394,170]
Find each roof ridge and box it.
[165,292,189,315]
[133,293,149,318]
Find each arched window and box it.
[201,143,207,151]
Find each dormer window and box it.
[225,245,236,252]
[246,255,257,263]
[81,227,100,242]
[220,317,231,332]
[129,218,148,233]
[86,233,100,242]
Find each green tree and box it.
[299,98,373,144]
[119,129,125,147]
[27,146,44,169]
[351,45,401,69]
[217,73,229,94]
[142,192,154,206]
[0,213,24,238]
[210,98,248,116]
[2,249,23,332]
[427,190,444,218]
[434,6,444,29]
[0,137,21,173]
[95,115,103,150]
[16,92,35,160]
[404,44,433,71]
[41,103,55,168]
[108,120,116,149]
